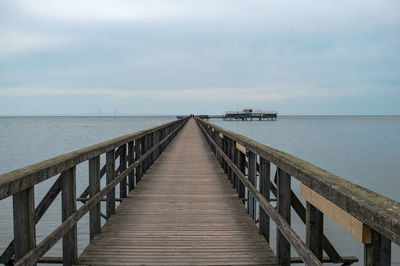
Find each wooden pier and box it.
[79,119,277,265]
[0,117,399,266]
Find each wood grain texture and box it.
[79,119,278,266]
[0,119,187,200]
[197,119,400,245]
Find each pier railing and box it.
[0,117,188,266]
[196,117,399,266]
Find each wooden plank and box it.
[300,183,372,243]
[89,156,101,240]
[269,180,342,262]
[13,187,36,262]
[259,157,270,242]
[248,151,256,220]
[119,144,127,198]
[236,142,246,154]
[196,118,400,245]
[135,138,142,184]
[128,141,134,191]
[277,168,291,266]
[306,202,323,261]
[364,229,391,266]
[0,118,188,200]
[185,120,323,266]
[61,168,78,265]
[13,121,187,266]
[106,150,115,219]
[79,119,279,266]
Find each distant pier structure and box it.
[178,108,278,121]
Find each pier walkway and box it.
[79,119,278,265]
[1,117,398,266]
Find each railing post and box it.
[135,138,142,184]
[259,157,270,243]
[106,149,115,218]
[306,202,323,261]
[277,168,291,266]
[248,151,256,220]
[364,230,391,266]
[233,142,238,190]
[61,167,78,265]
[229,139,234,184]
[141,136,146,175]
[128,141,135,191]
[13,187,36,262]
[89,155,101,240]
[238,149,246,200]
[119,144,127,198]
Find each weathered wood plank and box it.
[300,183,372,243]
[277,168,291,266]
[119,144,127,198]
[306,202,323,261]
[61,167,78,265]
[259,157,270,242]
[89,156,101,240]
[197,121,322,266]
[128,141,134,191]
[13,187,36,263]
[13,119,187,266]
[106,150,115,219]
[79,119,279,266]
[196,118,400,245]
[0,118,188,200]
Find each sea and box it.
[0,116,399,265]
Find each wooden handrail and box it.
[0,117,189,266]
[196,118,400,246]
[0,118,186,200]
[196,117,397,265]
[196,118,322,266]
[14,121,186,266]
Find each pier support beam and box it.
[277,168,291,266]
[89,155,101,240]
[106,150,115,218]
[13,187,36,262]
[61,167,78,266]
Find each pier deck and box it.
[79,119,278,265]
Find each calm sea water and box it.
[0,116,399,265]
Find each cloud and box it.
[0,86,363,102]
[0,29,75,57]
[14,0,400,32]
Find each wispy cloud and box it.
[0,86,364,102]
[0,29,75,57]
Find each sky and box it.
[0,0,399,115]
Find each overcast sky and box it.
[0,0,399,115]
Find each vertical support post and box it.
[248,151,256,220]
[135,138,142,184]
[89,155,101,240]
[276,168,291,266]
[61,167,78,265]
[364,230,391,266]
[119,144,127,198]
[106,149,115,218]
[306,202,323,261]
[13,187,35,262]
[128,141,135,191]
[228,139,234,184]
[233,142,238,190]
[141,136,146,175]
[238,150,246,200]
[259,157,270,243]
